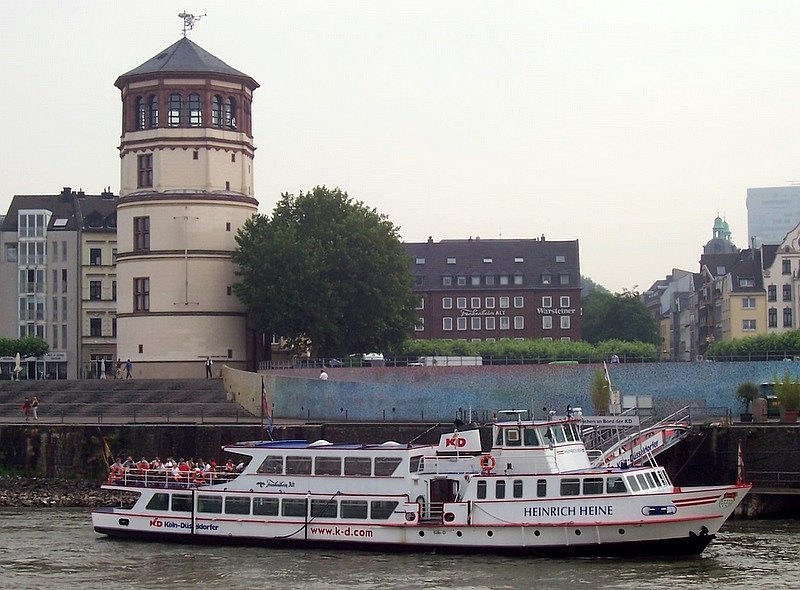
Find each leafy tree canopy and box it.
[581,275,610,296]
[0,337,49,358]
[233,186,417,357]
[581,290,659,345]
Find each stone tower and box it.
[114,38,259,378]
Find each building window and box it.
[542,316,553,329]
[784,308,793,328]
[499,317,510,330]
[89,281,102,301]
[90,248,102,266]
[188,93,202,126]
[193,150,199,160]
[783,285,792,301]
[483,258,492,263]
[514,316,524,329]
[783,259,791,275]
[135,96,146,129]
[485,297,495,308]
[90,317,102,337]
[471,317,481,330]
[471,275,480,286]
[212,95,223,127]
[442,275,451,286]
[742,319,756,331]
[555,255,566,263]
[148,95,158,127]
[133,277,150,312]
[61,269,67,293]
[446,257,456,264]
[499,297,509,308]
[443,317,453,331]
[560,273,570,285]
[62,241,66,261]
[112,281,117,301]
[742,297,756,309]
[456,297,467,309]
[415,297,424,310]
[414,318,424,332]
[471,297,481,308]
[499,275,509,285]
[442,297,452,309]
[513,274,523,285]
[485,317,496,330]
[137,154,153,188]
[769,308,778,328]
[457,276,466,286]
[560,316,571,329]
[168,93,182,126]
[513,296,524,308]
[739,277,755,288]
[457,317,467,331]
[560,296,570,308]
[112,317,117,337]
[133,216,150,251]
[541,296,552,308]
[5,243,17,262]
[415,257,425,265]
[485,275,495,285]
[225,97,237,129]
[541,273,551,285]
[514,257,524,263]
[768,285,777,301]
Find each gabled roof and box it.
[761,244,779,269]
[115,37,258,88]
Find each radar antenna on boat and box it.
[497,409,528,423]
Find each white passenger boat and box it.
[92,413,750,557]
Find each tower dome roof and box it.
[713,216,725,229]
[115,37,258,89]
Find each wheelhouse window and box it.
[168,93,182,126]
[133,277,150,312]
[133,216,150,251]
[188,93,202,126]
[137,154,153,188]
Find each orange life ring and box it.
[479,454,496,471]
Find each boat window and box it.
[582,477,604,495]
[513,480,523,498]
[225,496,251,515]
[197,495,222,513]
[564,425,575,442]
[374,457,402,476]
[496,480,506,499]
[286,456,312,475]
[505,428,522,446]
[606,476,627,494]
[560,478,580,496]
[311,499,338,518]
[281,498,307,517]
[409,455,424,473]
[253,498,279,516]
[537,479,547,497]
[145,493,169,511]
[370,500,399,520]
[257,455,284,474]
[495,430,504,445]
[314,456,342,476]
[171,494,192,512]
[553,426,566,444]
[544,428,554,445]
[644,472,657,488]
[636,474,649,490]
[523,428,539,446]
[340,500,368,519]
[477,480,487,499]
[658,469,671,486]
[344,457,372,476]
[626,475,641,492]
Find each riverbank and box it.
[0,477,133,508]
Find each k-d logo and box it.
[445,436,467,448]
[149,517,163,527]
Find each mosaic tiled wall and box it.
[266,361,796,422]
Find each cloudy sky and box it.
[2,1,799,293]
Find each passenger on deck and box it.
[137,457,151,472]
[122,456,135,469]
[224,459,236,472]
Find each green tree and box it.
[581,290,658,345]
[590,368,611,414]
[0,337,48,358]
[233,186,417,357]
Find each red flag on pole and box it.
[737,441,746,485]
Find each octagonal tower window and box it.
[168,93,182,127]
[188,93,202,126]
[147,95,159,128]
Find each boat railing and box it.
[106,468,239,489]
[420,501,445,523]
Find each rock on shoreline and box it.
[0,477,134,508]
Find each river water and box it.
[1,509,797,590]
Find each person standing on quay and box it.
[30,396,39,420]
[319,369,328,380]
[21,397,31,422]
[125,359,133,379]
[205,356,213,379]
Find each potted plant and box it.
[774,371,800,423]
[590,369,611,415]
[735,382,760,423]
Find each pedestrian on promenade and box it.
[125,359,133,378]
[115,358,122,379]
[319,369,328,380]
[205,356,213,379]
[21,397,31,422]
[30,396,39,420]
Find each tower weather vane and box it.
[178,11,206,37]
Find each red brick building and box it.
[405,237,581,342]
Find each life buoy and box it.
[479,454,496,471]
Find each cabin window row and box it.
[145,492,398,520]
[495,422,582,447]
[257,455,404,477]
[625,469,669,492]
[475,475,627,499]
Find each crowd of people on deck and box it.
[107,455,245,486]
